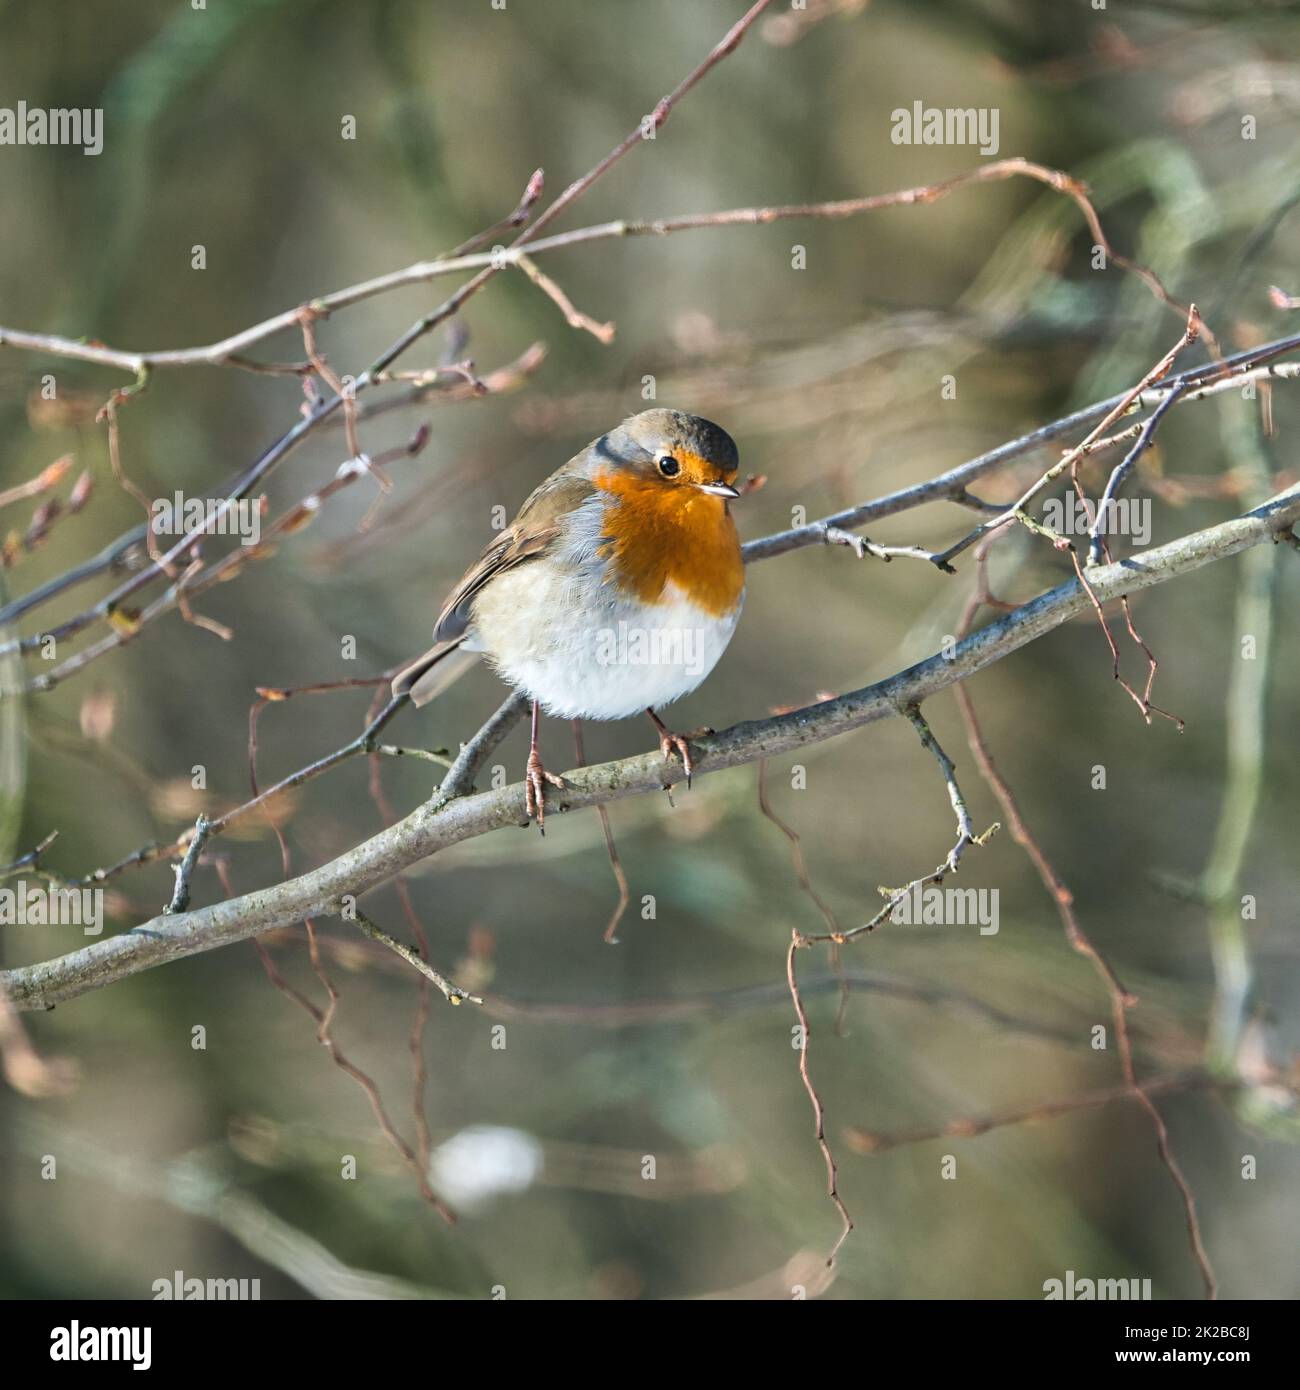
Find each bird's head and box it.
[592,409,740,498]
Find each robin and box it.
[392,408,744,828]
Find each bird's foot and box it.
[658,729,694,787]
[525,747,565,832]
[646,710,711,793]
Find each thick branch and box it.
[5,482,1296,1013]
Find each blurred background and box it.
[1,0,1298,1300]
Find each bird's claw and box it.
[525,749,564,832]
[657,730,696,789]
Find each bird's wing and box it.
[432,470,596,642]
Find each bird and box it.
[392,408,745,829]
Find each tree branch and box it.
[6,481,1296,1012]
[0,156,1190,377]
[740,330,1300,564]
[0,0,780,664]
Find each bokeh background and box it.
[1,0,1298,1300]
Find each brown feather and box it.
[433,471,596,641]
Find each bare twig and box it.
[6,480,1295,1013]
[350,911,481,1006]
[901,704,997,874]
[741,331,1300,565]
[573,719,631,944]
[931,307,1203,571]
[845,1071,1220,1155]
[0,156,1196,378]
[952,532,1216,1299]
[437,692,529,800]
[821,524,954,571]
[758,755,850,1032]
[756,759,843,935]
[215,813,457,1226]
[1087,381,1189,566]
[786,935,853,1265]
[515,255,615,343]
[0,342,542,632]
[0,455,74,512]
[17,415,433,692]
[164,814,211,915]
[0,1,779,687]
[0,829,59,881]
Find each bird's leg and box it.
[646,708,700,789]
[524,699,564,831]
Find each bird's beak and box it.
[696,481,741,498]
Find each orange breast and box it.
[593,472,744,617]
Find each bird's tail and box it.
[391,636,481,707]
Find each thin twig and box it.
[164,814,211,915]
[952,531,1216,1300]
[901,704,995,874]
[0,2,779,687]
[351,911,481,1006]
[437,692,529,800]
[931,307,1203,571]
[845,1071,1221,1155]
[786,934,853,1265]
[757,757,849,1032]
[573,720,631,944]
[0,155,1196,377]
[5,483,1297,1011]
[740,331,1300,565]
[0,456,74,512]
[1087,382,1189,566]
[515,255,615,343]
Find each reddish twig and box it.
[0,454,74,512]
[952,532,1217,1300]
[786,933,854,1265]
[845,1071,1219,1154]
[757,757,849,1032]
[572,720,631,944]
[237,704,457,1223]
[365,683,435,1172]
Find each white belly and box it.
[467,555,742,721]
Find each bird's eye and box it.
[656,455,680,478]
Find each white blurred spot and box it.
[429,1125,544,1214]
